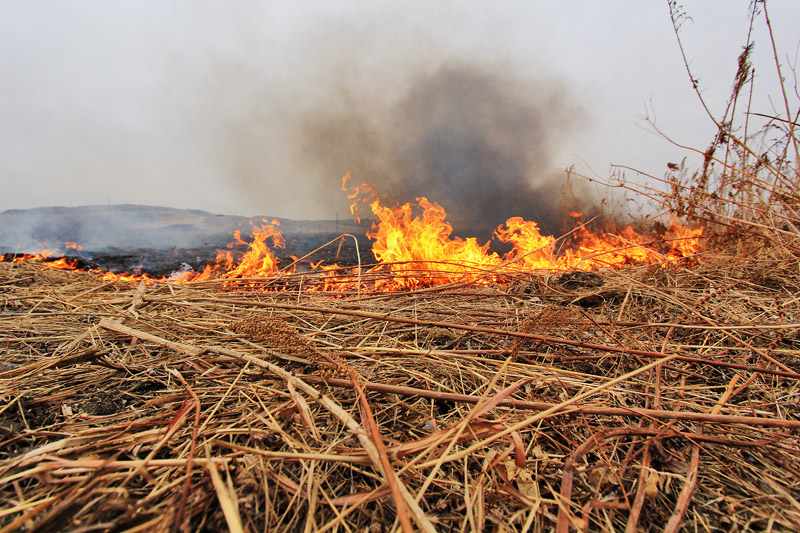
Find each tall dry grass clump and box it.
[587,1,799,258]
[667,1,799,252]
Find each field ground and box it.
[2,247,799,531]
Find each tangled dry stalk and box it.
[2,242,800,531]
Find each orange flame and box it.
[181,219,285,282]
[43,257,80,270]
[101,266,161,283]
[6,181,703,291]
[493,217,558,270]
[347,179,703,288]
[666,224,704,257]
[342,171,380,224]
[1,242,83,270]
[367,197,500,288]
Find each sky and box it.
[1,1,798,227]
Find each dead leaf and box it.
[646,468,660,498]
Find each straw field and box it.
[2,244,800,531]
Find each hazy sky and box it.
[1,1,798,222]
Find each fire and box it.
[181,219,285,282]
[1,244,80,270]
[306,262,354,292]
[343,172,377,224]
[347,179,703,288]
[5,179,703,290]
[493,217,558,270]
[101,267,161,283]
[86,220,285,284]
[560,225,658,269]
[43,257,80,270]
[367,197,500,288]
[666,224,704,257]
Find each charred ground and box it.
[0,204,375,276]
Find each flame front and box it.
[5,180,703,290]
[181,220,284,282]
[368,197,500,288]
[494,217,558,269]
[358,184,703,288]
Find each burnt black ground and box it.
[0,204,375,276]
[24,232,374,278]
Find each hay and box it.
[2,246,799,532]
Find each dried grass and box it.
[2,247,800,532]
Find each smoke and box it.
[0,2,589,235]
[7,2,800,234]
[0,205,241,254]
[181,5,586,236]
[297,62,577,236]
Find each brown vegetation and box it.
[2,231,799,531]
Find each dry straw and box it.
[2,229,800,532]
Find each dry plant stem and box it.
[669,1,798,195]
[612,158,797,231]
[750,112,800,128]
[302,375,800,429]
[0,347,103,379]
[611,269,795,374]
[604,163,798,234]
[199,298,800,379]
[664,443,700,533]
[120,399,193,487]
[29,476,110,532]
[762,1,800,164]
[26,458,229,470]
[204,443,244,533]
[235,316,411,532]
[626,338,667,531]
[664,372,740,531]
[669,1,720,127]
[557,427,641,533]
[624,441,652,533]
[201,344,436,533]
[98,318,203,356]
[210,441,372,465]
[4,255,800,531]
[410,358,517,510]
[416,354,681,470]
[0,499,59,533]
[347,367,414,533]
[166,368,201,533]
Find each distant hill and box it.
[0,204,371,255]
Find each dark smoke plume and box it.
[297,62,578,238]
